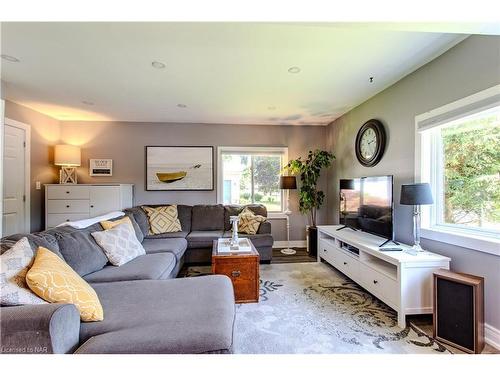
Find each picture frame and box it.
[89,159,113,176]
[145,146,214,191]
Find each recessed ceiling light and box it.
[82,100,94,106]
[177,104,187,108]
[152,61,166,69]
[268,106,276,110]
[1,54,20,63]
[288,66,301,74]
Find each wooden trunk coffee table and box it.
[212,238,260,304]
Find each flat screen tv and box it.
[339,175,394,240]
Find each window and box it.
[416,85,500,255]
[218,147,288,213]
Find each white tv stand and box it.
[317,225,450,328]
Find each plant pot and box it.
[307,226,318,257]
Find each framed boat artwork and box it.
[145,146,214,191]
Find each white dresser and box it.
[317,225,451,328]
[45,184,134,229]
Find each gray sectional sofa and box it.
[0,203,272,354]
[125,203,274,264]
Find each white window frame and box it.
[415,84,500,256]
[217,146,288,217]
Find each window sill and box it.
[267,213,288,219]
[421,226,500,257]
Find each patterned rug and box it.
[184,262,451,354]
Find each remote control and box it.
[379,247,403,252]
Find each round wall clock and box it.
[355,119,386,167]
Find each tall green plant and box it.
[284,149,335,227]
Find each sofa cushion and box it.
[77,276,235,354]
[26,247,104,322]
[191,205,224,231]
[141,238,187,261]
[83,253,176,283]
[222,231,274,249]
[124,207,150,237]
[187,230,223,249]
[53,224,108,276]
[1,231,63,259]
[224,204,267,231]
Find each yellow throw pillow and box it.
[238,207,266,235]
[100,216,133,230]
[141,205,182,234]
[26,247,104,322]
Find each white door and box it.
[2,123,27,235]
[89,186,120,217]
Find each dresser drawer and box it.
[46,213,90,228]
[335,249,359,280]
[47,185,90,200]
[319,239,338,266]
[47,199,90,214]
[359,263,398,307]
[212,257,259,303]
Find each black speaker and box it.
[433,269,484,353]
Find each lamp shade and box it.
[400,183,433,205]
[339,179,355,190]
[280,176,297,190]
[54,145,81,166]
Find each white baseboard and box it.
[273,240,307,249]
[485,323,500,350]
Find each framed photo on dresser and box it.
[145,146,214,191]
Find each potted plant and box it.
[284,149,335,256]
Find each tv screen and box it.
[339,175,394,239]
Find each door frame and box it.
[4,117,31,233]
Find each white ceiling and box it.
[0,22,476,125]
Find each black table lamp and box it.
[400,183,433,252]
[337,179,355,231]
[280,175,297,255]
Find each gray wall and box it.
[326,35,500,333]
[4,100,60,232]
[59,121,329,241]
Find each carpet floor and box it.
[184,262,451,354]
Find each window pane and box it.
[440,106,500,232]
[253,155,282,212]
[221,152,283,212]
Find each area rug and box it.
[184,262,450,354]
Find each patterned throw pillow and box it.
[100,216,134,231]
[237,207,266,235]
[141,205,182,234]
[26,247,103,322]
[0,237,47,306]
[91,222,146,266]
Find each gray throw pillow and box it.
[91,222,146,266]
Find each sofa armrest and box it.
[257,220,272,234]
[1,304,80,354]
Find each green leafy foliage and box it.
[285,149,335,226]
[253,156,281,195]
[442,114,500,228]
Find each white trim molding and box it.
[273,240,307,249]
[4,117,31,234]
[415,84,500,256]
[485,324,500,350]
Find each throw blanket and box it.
[56,211,125,229]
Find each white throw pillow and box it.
[0,237,47,305]
[91,222,146,266]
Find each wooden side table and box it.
[212,239,260,303]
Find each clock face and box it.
[360,128,378,159]
[355,119,386,167]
